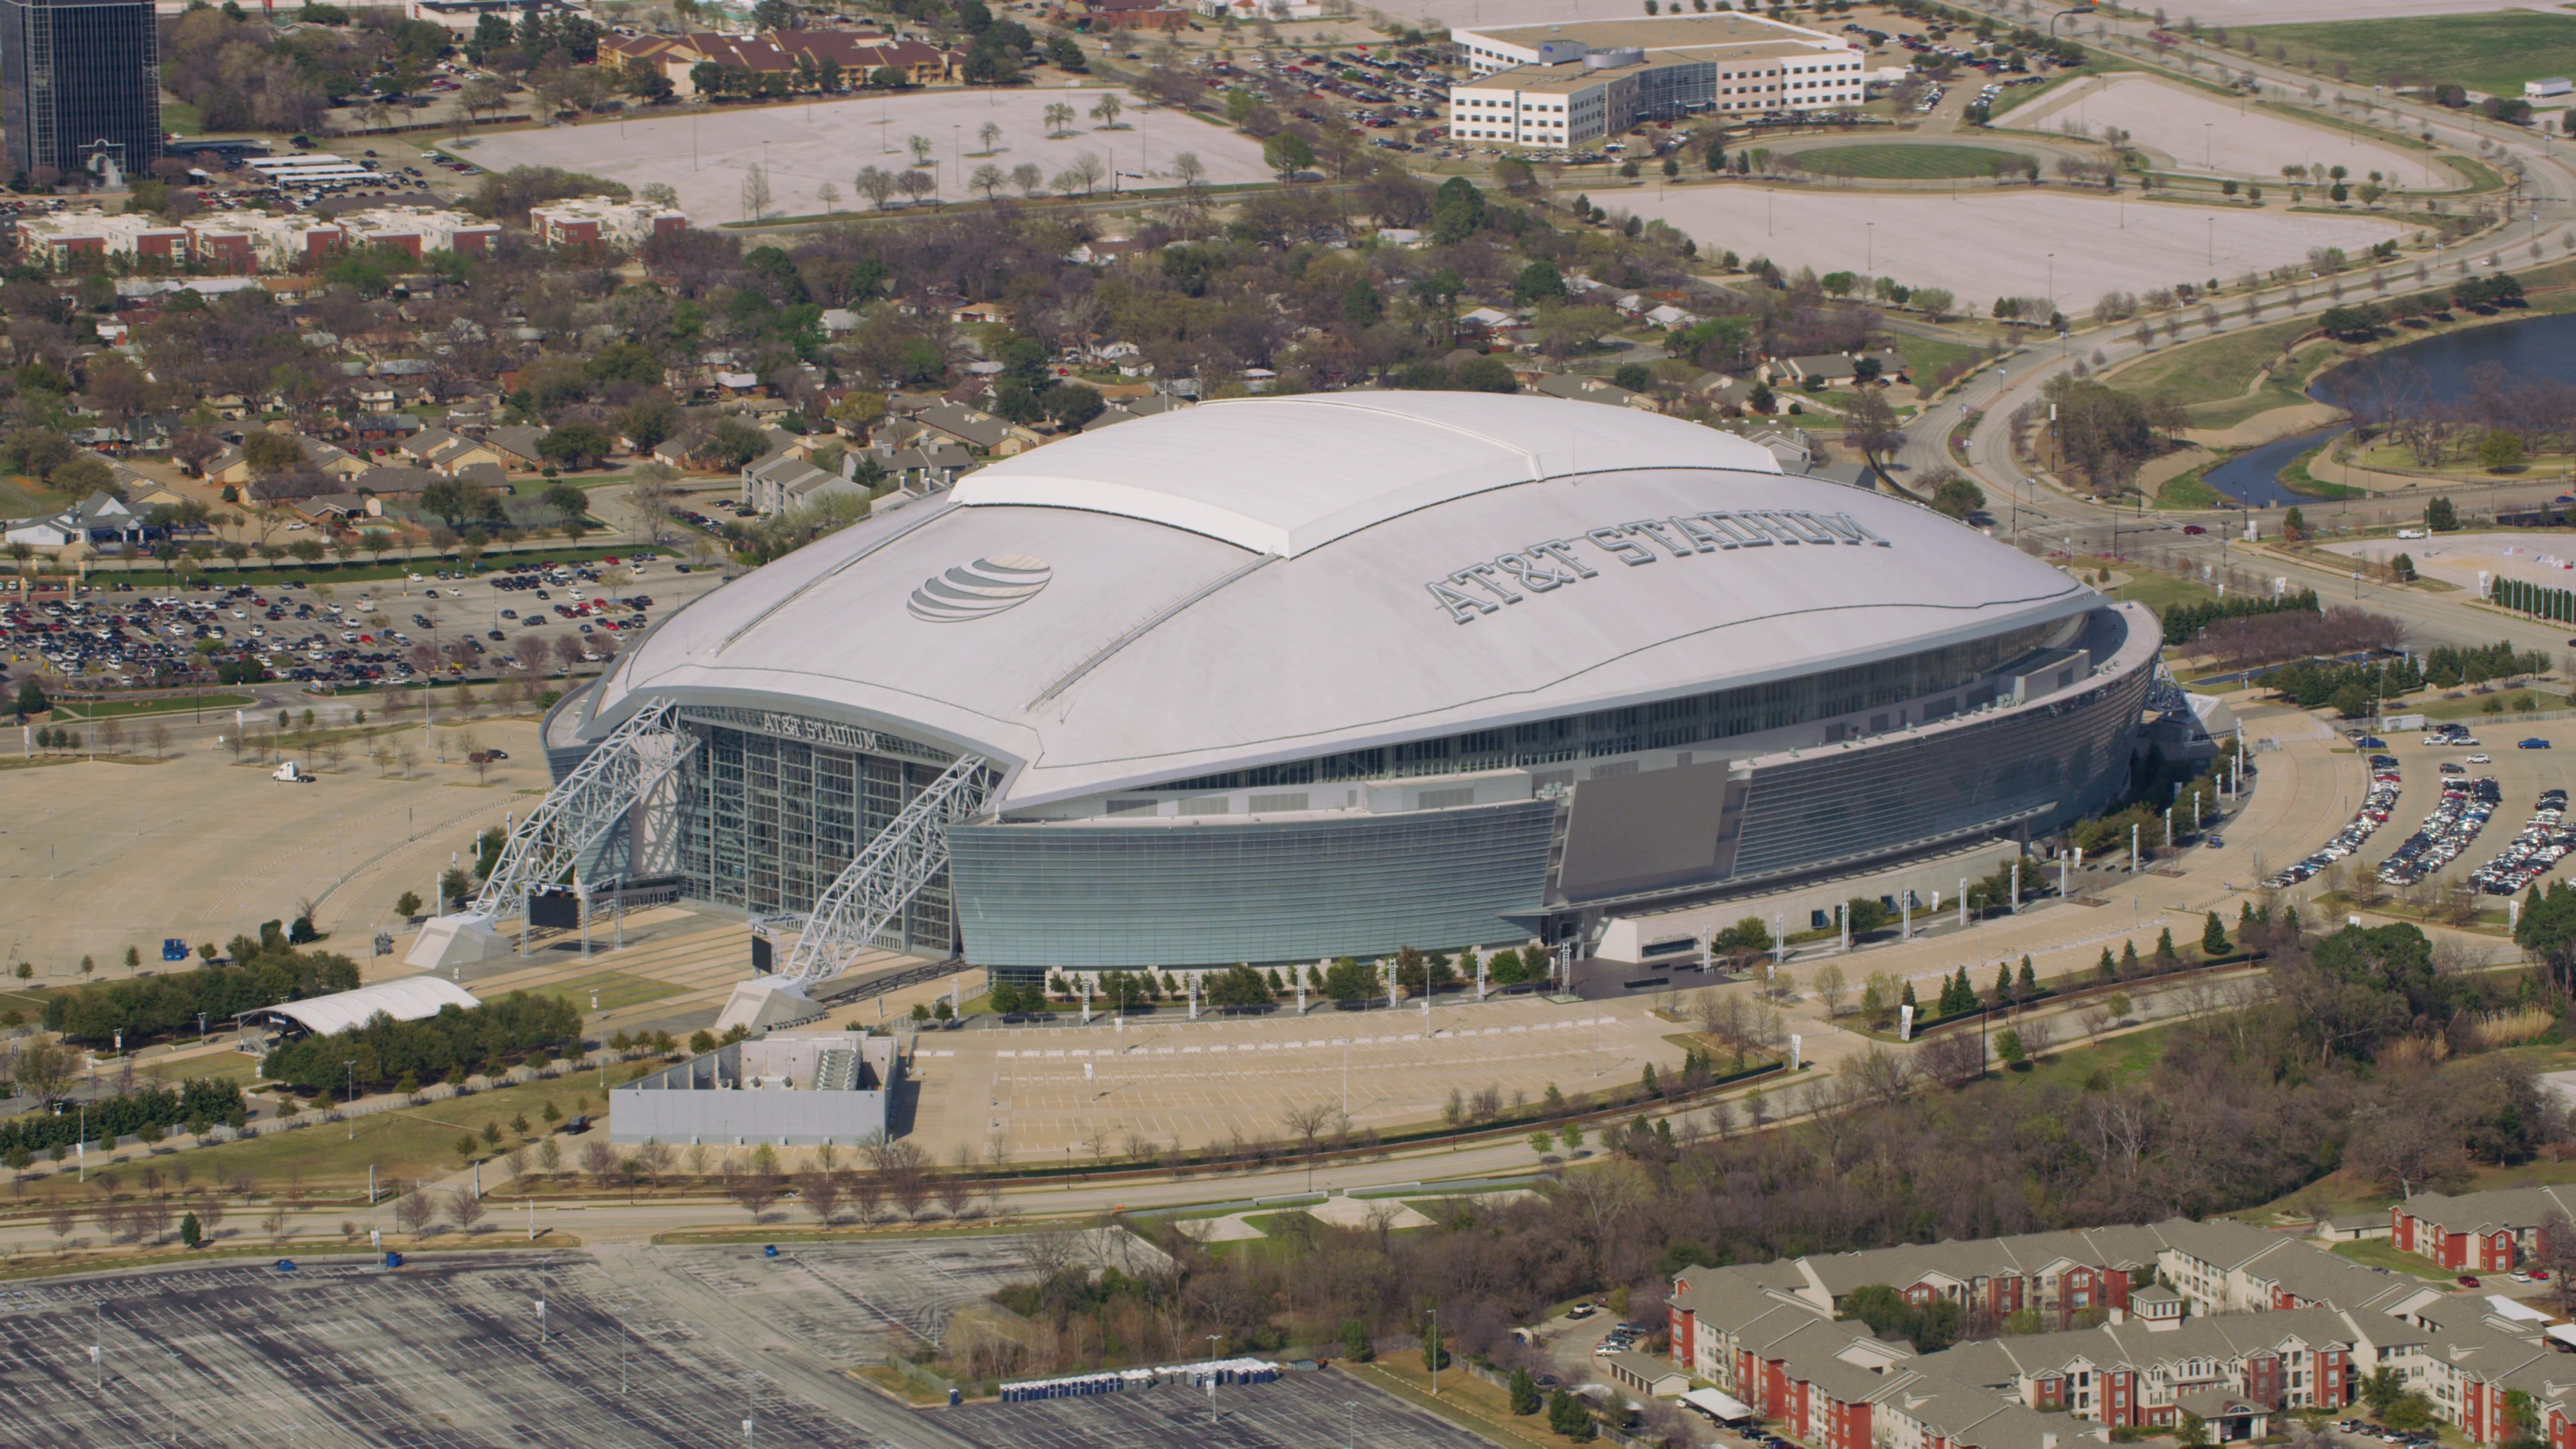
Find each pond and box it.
[2200,309,2576,506]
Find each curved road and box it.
[1890,4,2576,656]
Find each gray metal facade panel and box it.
[1725,665,2151,881]
[947,799,1560,972]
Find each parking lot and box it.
[0,1252,885,1448]
[0,1243,1462,1449]
[4,553,699,692]
[950,1369,1492,1449]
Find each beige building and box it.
[1448,13,1865,146]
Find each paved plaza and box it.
[907,995,1690,1163]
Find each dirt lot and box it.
[2003,72,2433,185]
[464,91,1275,225]
[1621,184,2406,310]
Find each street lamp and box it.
[1344,1399,1360,1449]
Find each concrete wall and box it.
[608,1032,900,1144]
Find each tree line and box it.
[0,1078,245,1161]
[940,915,2554,1430]
[42,939,360,1047]
[260,991,582,1096]
[2159,588,2320,649]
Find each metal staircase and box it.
[472,700,698,916]
[775,753,992,989]
[814,1048,859,1091]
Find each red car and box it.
[2458,1275,2481,1288]
[2182,525,2206,535]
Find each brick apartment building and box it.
[2390,1187,2576,1275]
[1671,1203,2576,1449]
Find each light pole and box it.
[1344,1399,1359,1449]
[91,1299,104,1393]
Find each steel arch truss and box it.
[472,701,698,915]
[778,753,992,989]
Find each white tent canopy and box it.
[243,977,480,1038]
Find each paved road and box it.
[1893,1,2576,657]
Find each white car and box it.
[2467,753,2491,763]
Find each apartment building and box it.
[15,209,188,267]
[182,210,343,272]
[1671,1215,2576,1449]
[527,197,688,251]
[2391,1187,2576,1274]
[337,205,502,258]
[1447,13,1865,146]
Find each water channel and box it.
[2197,311,2576,507]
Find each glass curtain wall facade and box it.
[1155,621,2065,791]
[1,0,160,179]
[675,710,957,953]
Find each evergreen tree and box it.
[2154,927,2178,967]
[2119,938,2141,974]
[1509,1367,1542,1415]
[1549,1390,1599,1441]
[1992,963,2014,1008]
[1900,979,1917,1013]
[2098,945,2117,980]
[2204,911,2230,955]
[2017,958,2037,1000]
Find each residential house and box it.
[1534,374,1656,411]
[475,425,549,470]
[914,402,1037,456]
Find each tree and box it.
[1262,130,1314,179]
[2203,911,2229,955]
[1512,260,1565,306]
[1548,1389,1598,1442]
[970,163,1005,201]
[2425,496,2460,532]
[1927,471,1986,521]
[1813,963,1848,1017]
[739,162,773,223]
[1841,388,1904,480]
[2176,1411,2210,1448]
[2480,430,2526,472]
[1089,93,1122,128]
[1508,1366,1542,1415]
[180,1210,203,1249]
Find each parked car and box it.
[2459,1275,2481,1288]
[2522,738,2553,749]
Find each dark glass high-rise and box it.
[1,0,161,182]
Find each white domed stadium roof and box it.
[585,394,2096,808]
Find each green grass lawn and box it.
[1898,333,1984,388]
[2418,690,2571,720]
[2330,1238,2457,1282]
[2153,467,2230,510]
[2234,12,2576,101]
[2106,315,2314,410]
[158,95,203,136]
[0,476,64,517]
[9,1071,625,1200]
[519,971,686,1016]
[1796,143,2033,178]
[2106,566,2222,616]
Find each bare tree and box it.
[797,1169,844,1226]
[394,1187,435,1236]
[449,1188,488,1235]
